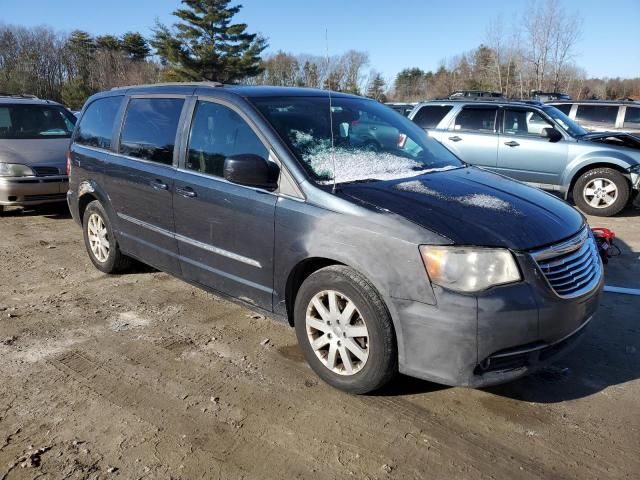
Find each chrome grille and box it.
[33,166,60,176]
[531,227,602,298]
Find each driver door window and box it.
[503,109,554,137]
[186,101,268,177]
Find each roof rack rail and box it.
[0,93,39,99]
[111,81,224,91]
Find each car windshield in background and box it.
[543,106,587,137]
[0,104,76,139]
[251,96,463,184]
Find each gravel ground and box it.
[0,203,638,479]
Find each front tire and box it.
[573,168,629,217]
[82,200,132,273]
[294,265,397,394]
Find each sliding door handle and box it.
[176,186,198,198]
[150,179,169,190]
[448,136,462,142]
[504,140,520,147]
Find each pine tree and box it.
[366,73,387,102]
[121,32,150,61]
[95,35,121,52]
[151,0,267,83]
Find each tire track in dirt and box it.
[47,342,342,479]
[49,331,553,479]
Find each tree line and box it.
[0,0,637,109]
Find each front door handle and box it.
[504,140,520,147]
[176,186,197,198]
[448,136,462,142]
[151,179,169,190]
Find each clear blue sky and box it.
[2,0,638,81]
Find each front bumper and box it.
[394,252,603,388]
[0,176,68,206]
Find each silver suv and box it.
[409,99,640,216]
[0,95,76,214]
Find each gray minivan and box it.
[68,83,602,394]
[0,96,76,213]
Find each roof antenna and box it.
[325,28,337,193]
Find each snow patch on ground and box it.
[109,311,151,332]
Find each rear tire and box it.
[82,200,132,273]
[573,168,629,217]
[294,265,397,394]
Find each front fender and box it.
[562,149,639,196]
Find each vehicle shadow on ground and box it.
[1,203,71,220]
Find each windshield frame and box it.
[0,103,77,140]
[542,105,587,138]
[249,95,464,186]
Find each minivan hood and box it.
[0,138,70,167]
[339,167,584,250]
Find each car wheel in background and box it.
[82,200,132,274]
[573,168,629,217]
[294,265,397,394]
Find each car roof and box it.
[0,95,63,106]
[416,99,546,108]
[547,100,638,105]
[102,82,363,100]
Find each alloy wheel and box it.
[583,178,618,209]
[305,290,369,376]
[87,213,110,263]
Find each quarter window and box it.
[503,109,554,136]
[575,105,618,126]
[452,108,497,132]
[186,101,268,177]
[119,98,184,165]
[75,96,122,149]
[553,103,573,115]
[412,105,453,129]
[624,106,640,128]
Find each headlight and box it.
[419,246,521,293]
[0,163,35,177]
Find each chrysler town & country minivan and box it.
[67,83,602,393]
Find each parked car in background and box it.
[68,83,602,394]
[384,102,416,117]
[447,90,503,99]
[0,95,76,214]
[409,99,640,216]
[531,91,571,102]
[547,100,640,135]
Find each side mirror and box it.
[541,127,563,143]
[223,154,280,191]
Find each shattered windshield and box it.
[250,96,463,184]
[543,106,587,137]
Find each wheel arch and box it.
[566,161,632,200]
[284,257,346,327]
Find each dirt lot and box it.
[1,203,639,480]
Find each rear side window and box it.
[412,105,453,129]
[575,105,618,126]
[624,106,640,128]
[186,101,268,177]
[452,107,497,132]
[553,103,573,115]
[75,96,122,149]
[119,98,184,165]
